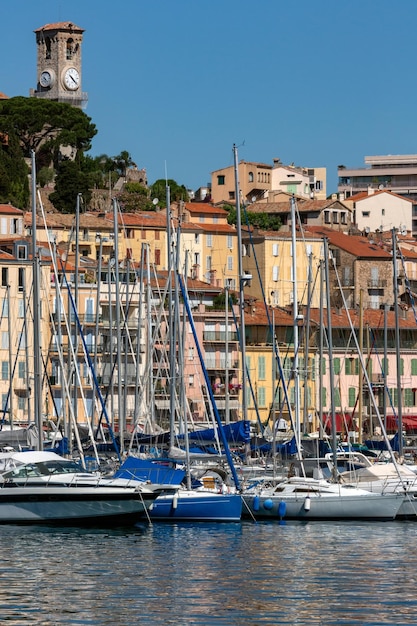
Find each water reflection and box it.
[0,521,416,624]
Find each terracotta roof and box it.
[305,226,391,259]
[24,212,114,230]
[309,307,417,330]
[34,22,84,33]
[249,199,350,214]
[183,203,228,216]
[0,92,9,99]
[0,204,24,215]
[116,212,167,228]
[197,223,236,234]
[347,190,413,204]
[244,301,294,327]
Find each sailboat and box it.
[117,183,242,522]
[241,198,405,521]
[0,154,167,526]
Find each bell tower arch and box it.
[31,21,88,109]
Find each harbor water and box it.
[1,519,417,625]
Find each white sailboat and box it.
[0,154,165,526]
[242,199,405,521]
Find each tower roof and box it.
[0,92,9,99]
[34,22,84,33]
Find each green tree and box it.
[0,131,29,208]
[118,182,154,212]
[226,206,281,231]
[49,160,91,213]
[150,179,189,205]
[0,97,97,167]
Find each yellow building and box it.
[243,230,324,309]
[244,300,317,432]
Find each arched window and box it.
[248,171,254,183]
[45,37,51,60]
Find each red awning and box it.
[321,413,354,434]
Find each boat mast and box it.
[233,144,248,424]
[392,228,403,457]
[31,150,43,450]
[290,195,302,458]
[323,238,338,477]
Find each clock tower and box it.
[31,21,87,109]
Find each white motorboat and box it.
[242,476,404,521]
[0,451,166,525]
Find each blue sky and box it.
[2,0,417,194]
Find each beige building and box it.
[211,161,272,205]
[343,189,413,234]
[270,161,327,201]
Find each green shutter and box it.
[411,360,417,376]
[334,358,340,375]
[348,387,356,407]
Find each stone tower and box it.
[31,21,87,109]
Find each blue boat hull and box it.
[149,491,242,522]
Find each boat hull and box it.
[0,486,158,525]
[150,491,242,522]
[242,492,403,521]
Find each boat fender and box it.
[263,498,274,511]
[278,501,286,518]
[172,493,178,510]
[253,495,260,512]
[304,495,311,512]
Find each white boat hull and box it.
[0,485,158,525]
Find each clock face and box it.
[40,70,53,88]
[63,67,80,90]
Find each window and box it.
[382,358,389,376]
[1,268,7,286]
[206,234,213,247]
[188,346,194,360]
[324,211,330,224]
[217,175,225,185]
[332,212,339,224]
[362,211,370,218]
[411,359,417,376]
[155,249,161,265]
[206,256,212,270]
[1,361,8,380]
[348,387,356,407]
[248,172,254,183]
[404,388,414,407]
[17,245,27,260]
[228,191,235,200]
[155,230,160,240]
[258,387,266,407]
[18,268,24,291]
[85,298,94,323]
[400,358,404,375]
[272,243,279,257]
[1,332,8,349]
[333,387,341,408]
[272,266,279,282]
[227,235,233,249]
[18,361,25,380]
[258,356,266,380]
[1,298,8,318]
[334,358,340,374]
[18,300,24,318]
[188,374,194,387]
[227,256,233,271]
[341,212,347,225]
[195,234,200,244]
[213,216,218,224]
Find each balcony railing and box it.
[203,331,239,342]
[367,279,387,288]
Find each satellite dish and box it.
[365,227,370,234]
[152,198,159,205]
[251,196,256,203]
[378,184,384,190]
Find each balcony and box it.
[203,331,239,342]
[367,279,387,288]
